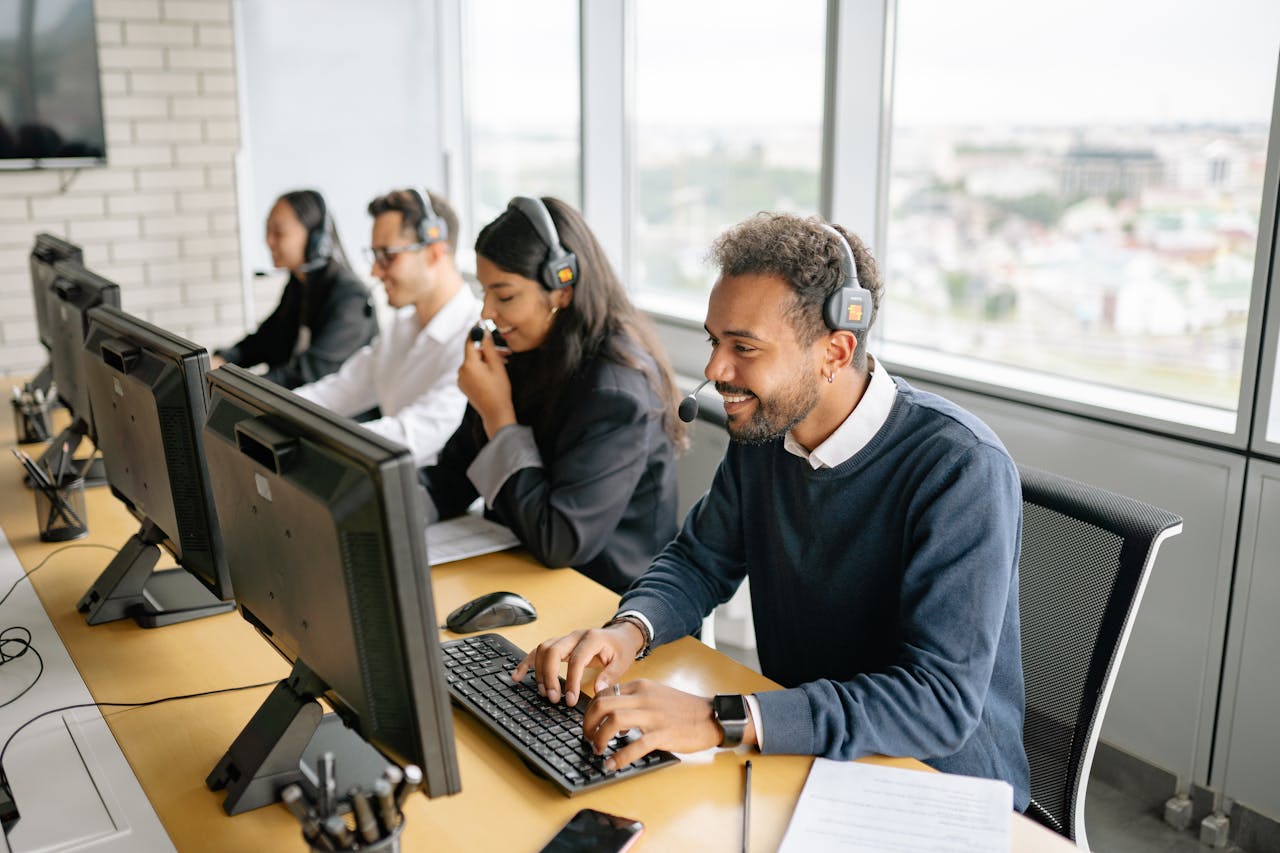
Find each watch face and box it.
[714,694,748,723]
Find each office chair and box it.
[1017,464,1183,849]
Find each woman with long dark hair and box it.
[212,189,377,389]
[420,196,686,594]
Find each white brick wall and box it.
[0,0,243,375]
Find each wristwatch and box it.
[712,694,749,748]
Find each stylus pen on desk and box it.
[742,759,752,853]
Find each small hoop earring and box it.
[549,306,559,317]
[826,372,834,384]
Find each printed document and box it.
[778,758,1012,853]
[427,512,519,565]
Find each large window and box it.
[466,0,580,230]
[885,0,1280,416]
[632,0,826,314]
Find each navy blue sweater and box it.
[620,378,1030,808]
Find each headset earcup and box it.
[824,285,871,332]
[308,225,332,264]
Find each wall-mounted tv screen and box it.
[0,0,106,169]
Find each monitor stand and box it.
[29,426,106,489]
[76,520,235,628]
[26,362,53,397]
[207,660,389,816]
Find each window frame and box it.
[1250,59,1280,460]
[874,1,1279,452]
[442,0,1280,451]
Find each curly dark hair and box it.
[709,212,882,371]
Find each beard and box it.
[722,365,821,445]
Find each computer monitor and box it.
[30,234,84,351]
[36,260,119,485]
[47,260,118,433]
[202,365,460,816]
[76,305,235,628]
[28,234,84,393]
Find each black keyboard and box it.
[441,633,679,795]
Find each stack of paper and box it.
[778,758,1013,852]
[426,513,520,565]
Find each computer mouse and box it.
[445,591,537,633]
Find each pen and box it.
[350,786,380,844]
[318,751,336,818]
[395,764,422,810]
[381,764,404,792]
[281,784,332,851]
[743,760,752,853]
[54,441,69,488]
[374,778,398,836]
[322,814,355,849]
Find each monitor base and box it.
[77,521,233,628]
[207,661,389,816]
[27,427,107,489]
[26,362,53,398]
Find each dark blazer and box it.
[216,261,377,389]
[420,350,679,594]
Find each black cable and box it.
[0,678,278,775]
[0,546,276,795]
[0,631,42,710]
[0,544,121,758]
[0,543,119,609]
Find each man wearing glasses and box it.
[294,188,479,465]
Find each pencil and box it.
[743,759,752,853]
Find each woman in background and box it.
[420,196,686,594]
[212,189,377,389]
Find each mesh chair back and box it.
[1018,465,1182,848]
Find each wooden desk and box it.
[0,426,1075,851]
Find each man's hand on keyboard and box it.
[512,624,645,707]
[582,680,728,771]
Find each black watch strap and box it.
[712,693,748,749]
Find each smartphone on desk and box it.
[539,808,644,853]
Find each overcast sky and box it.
[467,1,1279,129]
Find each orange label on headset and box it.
[557,267,574,284]
[848,303,863,323]
[427,226,441,239]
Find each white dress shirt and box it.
[294,286,480,465]
[782,354,896,469]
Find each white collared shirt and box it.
[782,354,895,469]
[295,285,480,465]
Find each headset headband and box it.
[818,222,871,333]
[411,187,448,245]
[508,196,578,290]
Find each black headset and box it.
[819,223,871,333]
[410,187,449,246]
[508,196,578,290]
[301,190,334,268]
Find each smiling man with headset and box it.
[213,189,378,389]
[515,212,1031,810]
[292,187,479,466]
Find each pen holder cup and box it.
[34,473,88,542]
[12,397,53,445]
[307,820,402,853]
